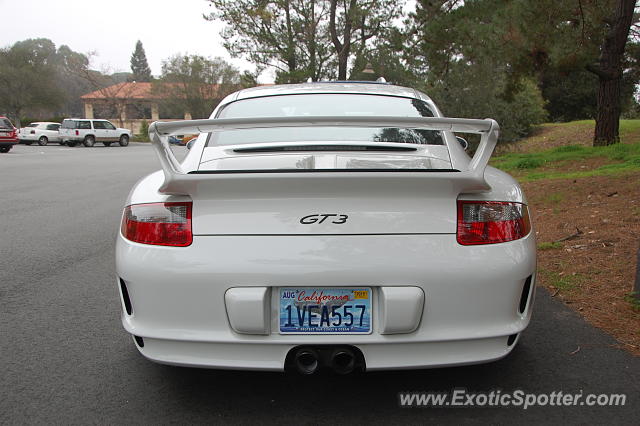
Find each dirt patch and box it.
[524,172,640,355]
[510,156,620,180]
[497,121,640,155]
[497,123,594,154]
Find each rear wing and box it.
[148,116,499,195]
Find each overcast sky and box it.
[0,0,260,79]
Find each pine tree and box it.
[130,40,152,82]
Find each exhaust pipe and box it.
[329,349,356,375]
[293,348,320,375]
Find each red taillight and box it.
[457,201,531,245]
[75,130,79,136]
[30,130,35,134]
[121,202,192,247]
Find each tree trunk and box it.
[330,0,356,80]
[589,0,636,146]
[284,1,298,82]
[594,77,621,145]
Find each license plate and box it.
[279,287,372,334]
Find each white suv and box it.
[60,119,131,147]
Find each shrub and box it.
[538,242,562,250]
[138,120,149,137]
[515,157,545,169]
[423,62,547,144]
[553,145,584,153]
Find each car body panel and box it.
[116,231,535,370]
[116,82,536,371]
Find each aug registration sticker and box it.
[279,287,372,334]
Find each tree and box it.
[328,0,400,79]
[54,44,94,116]
[206,0,323,82]
[406,0,639,143]
[586,0,637,145]
[0,39,64,125]
[206,0,400,81]
[349,28,416,85]
[62,50,140,125]
[155,54,242,118]
[130,40,152,82]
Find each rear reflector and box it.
[121,202,192,247]
[457,201,531,245]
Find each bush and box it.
[553,145,584,153]
[422,62,547,144]
[515,157,545,169]
[19,116,66,126]
[138,120,149,137]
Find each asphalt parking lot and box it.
[1,143,638,424]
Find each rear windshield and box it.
[26,123,39,128]
[1,118,14,129]
[62,120,90,129]
[209,94,444,146]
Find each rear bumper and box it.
[116,232,536,370]
[134,335,521,371]
[0,140,18,146]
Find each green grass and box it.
[492,138,640,181]
[624,292,640,311]
[491,119,640,181]
[543,192,564,204]
[542,270,584,292]
[539,119,640,138]
[538,241,562,250]
[620,119,640,135]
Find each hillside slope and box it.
[493,120,640,355]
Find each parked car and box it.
[59,119,131,147]
[0,117,19,153]
[169,134,199,145]
[116,82,536,373]
[18,122,63,146]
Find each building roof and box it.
[81,82,156,100]
[80,82,223,101]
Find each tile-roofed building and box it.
[79,81,224,134]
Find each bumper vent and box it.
[518,275,533,314]
[134,335,144,348]
[119,278,133,315]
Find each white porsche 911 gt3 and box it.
[115,82,536,373]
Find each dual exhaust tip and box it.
[288,346,363,375]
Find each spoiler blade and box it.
[149,116,499,195]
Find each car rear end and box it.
[59,119,86,145]
[0,117,19,152]
[18,123,40,143]
[115,86,536,372]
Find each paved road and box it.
[1,143,638,425]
